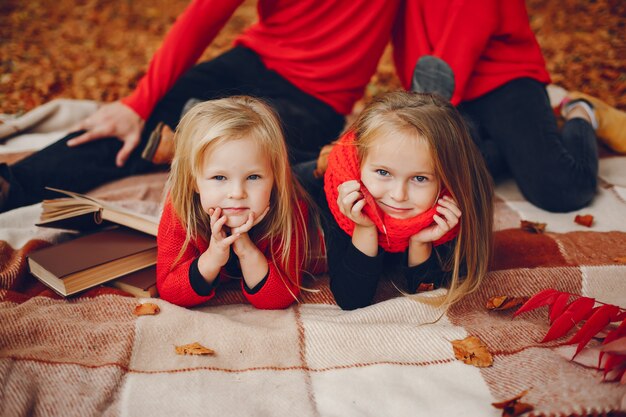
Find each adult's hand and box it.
[67,101,145,167]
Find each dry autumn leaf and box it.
[175,342,215,356]
[492,390,534,417]
[451,335,493,367]
[133,303,160,316]
[574,214,594,227]
[486,296,528,311]
[520,220,546,234]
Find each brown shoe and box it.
[141,122,176,165]
[567,92,626,154]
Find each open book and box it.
[38,187,159,236]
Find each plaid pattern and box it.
[1,102,625,416]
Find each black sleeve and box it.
[243,271,270,294]
[188,257,220,296]
[318,192,385,310]
[403,242,455,293]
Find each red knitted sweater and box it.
[324,131,458,253]
[121,0,401,118]
[156,198,308,309]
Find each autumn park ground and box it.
[1,0,625,117]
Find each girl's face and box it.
[196,137,274,228]
[360,132,440,219]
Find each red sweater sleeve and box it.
[242,201,309,309]
[121,0,244,120]
[157,199,215,307]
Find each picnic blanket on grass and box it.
[1,100,625,416]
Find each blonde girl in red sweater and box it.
[157,96,315,309]
[322,92,493,310]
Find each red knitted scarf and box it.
[324,131,458,253]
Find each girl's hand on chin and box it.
[337,180,374,227]
[206,207,240,266]
[231,206,270,235]
[410,196,461,243]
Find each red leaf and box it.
[603,353,626,379]
[513,289,559,317]
[568,304,620,357]
[542,312,576,342]
[549,293,571,324]
[541,297,596,342]
[601,337,626,355]
[604,321,626,345]
[600,321,626,367]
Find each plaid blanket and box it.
[1,101,625,416]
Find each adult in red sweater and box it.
[158,97,316,309]
[392,0,600,213]
[0,0,401,212]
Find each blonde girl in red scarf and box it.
[322,92,493,310]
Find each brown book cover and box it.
[37,187,158,237]
[28,227,157,297]
[108,265,158,298]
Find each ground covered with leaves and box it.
[1,0,624,115]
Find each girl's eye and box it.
[212,175,226,181]
[375,169,390,177]
[412,176,428,183]
[247,174,261,180]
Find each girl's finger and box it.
[222,232,241,247]
[212,214,228,235]
[433,214,449,231]
[436,205,457,223]
[235,212,255,234]
[341,190,362,209]
[209,207,221,226]
[351,197,367,217]
[439,198,462,217]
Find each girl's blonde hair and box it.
[352,91,494,308]
[167,96,312,292]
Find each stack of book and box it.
[28,188,160,297]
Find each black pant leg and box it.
[1,130,152,210]
[461,78,598,212]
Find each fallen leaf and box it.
[486,295,527,311]
[175,342,215,356]
[614,257,626,264]
[513,288,559,317]
[574,214,594,227]
[492,390,534,417]
[451,335,493,367]
[520,220,546,234]
[133,303,160,316]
